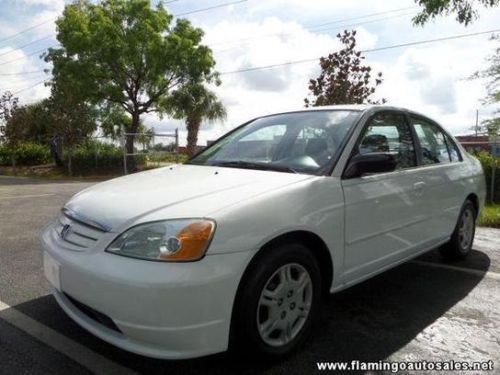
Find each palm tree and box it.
[168,84,226,156]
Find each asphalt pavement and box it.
[0,175,499,374]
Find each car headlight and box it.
[106,219,216,262]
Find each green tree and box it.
[413,0,500,26]
[48,95,99,148]
[305,30,385,107]
[0,91,19,142]
[100,105,131,140]
[4,100,51,144]
[45,0,219,166]
[168,83,226,156]
[471,35,500,139]
[50,88,99,175]
[100,104,151,146]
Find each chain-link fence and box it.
[122,130,180,175]
[0,130,183,177]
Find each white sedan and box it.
[41,105,485,359]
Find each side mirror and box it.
[344,152,397,179]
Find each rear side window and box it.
[444,134,462,162]
[359,112,416,169]
[410,116,452,165]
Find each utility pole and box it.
[475,109,479,136]
[492,131,498,203]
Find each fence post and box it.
[175,128,179,163]
[122,134,127,175]
[67,149,72,176]
[60,136,64,168]
[95,144,98,170]
[492,162,497,203]
[10,152,16,171]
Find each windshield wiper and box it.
[211,160,298,174]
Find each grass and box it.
[0,165,122,181]
[0,155,189,181]
[478,204,500,228]
[146,153,189,164]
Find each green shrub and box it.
[0,142,51,166]
[478,204,500,228]
[66,141,122,175]
[474,151,500,203]
[65,140,147,175]
[0,144,10,165]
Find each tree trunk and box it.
[125,133,136,173]
[125,112,140,173]
[186,118,200,157]
[11,154,16,171]
[67,150,72,176]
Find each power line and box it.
[0,74,45,82]
[12,79,47,95]
[219,28,500,75]
[0,76,46,87]
[0,36,53,59]
[307,6,417,31]
[0,47,49,66]
[5,27,495,79]
[305,11,416,34]
[0,1,244,64]
[214,11,416,54]
[0,70,46,76]
[174,0,247,16]
[0,18,56,45]
[209,6,417,48]
[362,28,500,53]
[6,29,498,101]
[0,10,414,72]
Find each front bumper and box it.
[40,223,251,359]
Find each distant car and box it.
[41,105,485,359]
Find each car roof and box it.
[277,104,411,114]
[254,104,452,135]
[271,105,454,137]
[275,104,445,122]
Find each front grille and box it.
[64,293,122,334]
[54,213,105,249]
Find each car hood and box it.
[65,164,315,231]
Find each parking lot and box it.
[0,175,499,374]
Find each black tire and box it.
[231,242,322,359]
[439,200,477,261]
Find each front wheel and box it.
[231,243,322,359]
[439,200,477,260]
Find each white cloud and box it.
[373,26,495,135]
[421,77,457,113]
[239,65,292,92]
[2,0,500,144]
[0,46,49,102]
[15,0,65,12]
[189,19,381,145]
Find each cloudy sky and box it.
[0,0,499,146]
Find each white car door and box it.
[341,110,426,285]
[408,114,467,244]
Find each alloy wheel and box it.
[458,207,474,250]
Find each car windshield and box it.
[188,110,361,174]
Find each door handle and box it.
[413,181,425,196]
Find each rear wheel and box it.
[231,243,322,359]
[439,200,476,260]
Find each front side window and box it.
[358,112,417,169]
[189,110,361,174]
[411,116,451,165]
